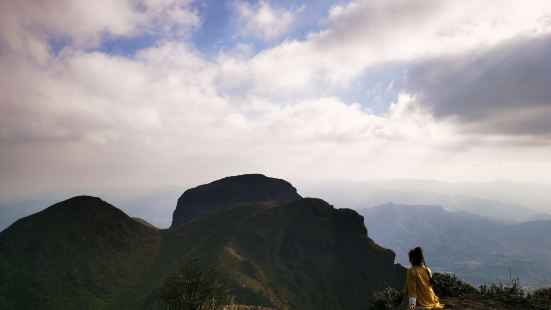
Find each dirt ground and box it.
[417,296,548,310]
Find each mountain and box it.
[4,178,549,232]
[0,198,61,233]
[0,186,183,231]
[0,196,160,309]
[171,174,301,227]
[148,198,405,310]
[0,176,405,309]
[359,203,551,287]
[299,179,551,222]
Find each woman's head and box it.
[408,247,424,266]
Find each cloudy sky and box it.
[1,0,551,198]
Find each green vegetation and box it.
[0,196,405,310]
[367,287,402,310]
[527,287,551,307]
[370,273,551,309]
[158,257,231,310]
[432,272,478,297]
[0,196,160,310]
[478,277,525,298]
[3,176,550,310]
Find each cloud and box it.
[0,0,199,63]
[233,0,302,41]
[220,0,551,95]
[407,35,551,139]
[0,42,233,144]
[2,0,551,198]
[0,34,465,196]
[248,94,451,144]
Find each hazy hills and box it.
[299,179,551,223]
[360,203,551,287]
[0,175,405,309]
[3,178,551,232]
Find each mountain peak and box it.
[0,195,157,266]
[171,174,301,227]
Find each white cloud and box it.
[250,94,446,144]
[233,0,302,41]
[0,0,199,64]
[220,0,551,94]
[2,0,551,198]
[0,35,471,196]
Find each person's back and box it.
[403,247,444,309]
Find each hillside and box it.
[0,175,405,309]
[360,203,551,287]
[0,196,160,309]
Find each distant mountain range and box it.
[359,203,551,288]
[299,179,551,223]
[3,179,551,232]
[0,174,405,310]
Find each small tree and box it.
[159,257,231,310]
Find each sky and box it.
[1,0,551,199]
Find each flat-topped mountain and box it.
[171,174,301,227]
[0,176,405,309]
[155,198,405,309]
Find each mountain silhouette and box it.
[0,176,405,309]
[0,196,160,309]
[171,174,301,227]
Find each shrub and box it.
[432,272,478,298]
[159,257,232,310]
[527,287,551,306]
[368,287,402,310]
[478,277,525,298]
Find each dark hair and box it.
[408,247,424,266]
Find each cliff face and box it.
[171,174,301,227]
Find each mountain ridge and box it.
[0,176,405,310]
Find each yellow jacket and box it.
[403,266,444,309]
